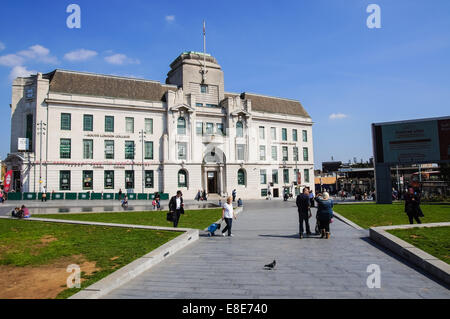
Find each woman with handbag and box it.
[315,192,334,239]
[296,188,311,239]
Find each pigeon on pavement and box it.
[264,260,276,270]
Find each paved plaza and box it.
[98,200,449,299]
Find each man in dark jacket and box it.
[296,188,311,238]
[169,190,184,227]
[404,187,422,224]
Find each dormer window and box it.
[26,87,34,99]
[200,84,208,94]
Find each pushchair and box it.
[206,223,221,236]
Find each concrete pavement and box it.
[101,200,450,299]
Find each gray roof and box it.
[45,70,175,102]
[225,92,310,118]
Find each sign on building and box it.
[18,138,29,151]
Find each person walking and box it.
[315,192,334,239]
[118,188,123,201]
[221,196,236,237]
[202,189,207,201]
[404,187,422,224]
[232,189,237,202]
[169,191,184,228]
[296,188,311,238]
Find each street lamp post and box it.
[36,121,46,191]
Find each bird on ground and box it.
[264,260,276,270]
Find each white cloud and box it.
[0,53,25,67]
[329,113,348,120]
[105,53,140,65]
[64,49,98,61]
[9,65,36,81]
[165,15,175,23]
[17,44,58,64]
[0,42,5,51]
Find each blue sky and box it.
[0,0,449,168]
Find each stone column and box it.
[203,166,207,192]
[219,165,223,196]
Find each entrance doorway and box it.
[273,188,279,198]
[207,171,217,194]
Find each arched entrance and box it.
[202,146,226,195]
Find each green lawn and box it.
[333,203,450,228]
[387,226,450,265]
[35,208,223,230]
[0,219,180,299]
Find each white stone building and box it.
[5,52,314,199]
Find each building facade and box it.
[5,52,314,199]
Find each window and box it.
[271,146,278,161]
[302,130,308,142]
[83,139,93,159]
[259,126,265,139]
[293,129,298,142]
[206,104,218,108]
[196,122,203,135]
[236,144,245,161]
[282,146,288,161]
[144,141,153,159]
[196,103,203,107]
[259,145,266,161]
[145,170,154,188]
[125,117,134,133]
[60,171,71,190]
[260,170,267,185]
[105,116,114,132]
[178,169,187,187]
[294,169,299,183]
[177,117,186,135]
[61,113,71,130]
[293,147,299,161]
[105,140,114,159]
[125,141,135,159]
[125,170,134,189]
[104,170,114,189]
[83,114,93,131]
[145,118,153,134]
[178,142,187,160]
[205,122,214,135]
[303,147,309,161]
[282,128,287,141]
[200,84,208,93]
[237,169,246,186]
[83,170,93,190]
[283,169,289,184]
[304,169,310,183]
[272,169,278,184]
[271,127,276,140]
[60,139,71,159]
[216,123,224,135]
[236,121,243,137]
[261,188,268,197]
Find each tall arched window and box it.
[178,169,188,187]
[237,169,246,186]
[177,117,186,135]
[236,121,243,137]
